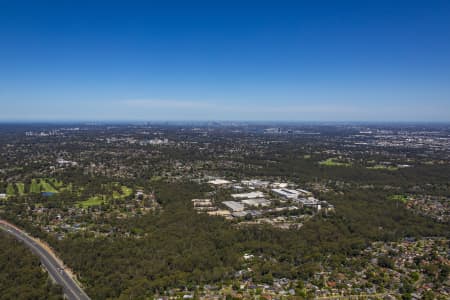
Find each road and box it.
[0,220,90,300]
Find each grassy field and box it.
[30,179,41,193]
[79,184,132,208]
[78,196,105,208]
[39,180,58,193]
[16,183,25,195]
[389,194,408,203]
[28,179,60,194]
[367,165,398,171]
[150,176,163,182]
[319,158,352,167]
[6,184,15,196]
[2,180,59,196]
[48,178,64,188]
[112,185,133,199]
[121,186,133,197]
[60,183,73,192]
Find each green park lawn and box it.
[29,179,58,194]
[121,186,133,197]
[319,158,352,167]
[78,196,105,208]
[30,179,41,193]
[39,180,58,193]
[80,185,132,208]
[60,183,73,192]
[3,180,59,196]
[367,165,398,171]
[48,178,64,188]
[112,185,133,199]
[150,176,162,182]
[16,183,25,195]
[6,184,15,196]
[389,194,408,203]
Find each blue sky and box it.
[1,0,450,122]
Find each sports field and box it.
[78,196,105,208]
[319,158,351,167]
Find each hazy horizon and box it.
[1,1,450,122]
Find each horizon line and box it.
[1,120,450,125]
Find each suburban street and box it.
[0,220,90,300]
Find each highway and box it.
[0,220,90,300]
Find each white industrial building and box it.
[207,210,232,219]
[271,188,300,199]
[241,179,270,188]
[242,198,271,207]
[271,182,289,188]
[208,179,231,185]
[222,201,245,212]
[191,199,213,207]
[297,189,312,196]
[296,197,322,210]
[231,191,265,199]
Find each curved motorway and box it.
[0,220,90,300]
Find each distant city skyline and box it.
[1,1,450,122]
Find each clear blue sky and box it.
[1,0,450,122]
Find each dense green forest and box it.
[40,182,448,299]
[0,232,63,300]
